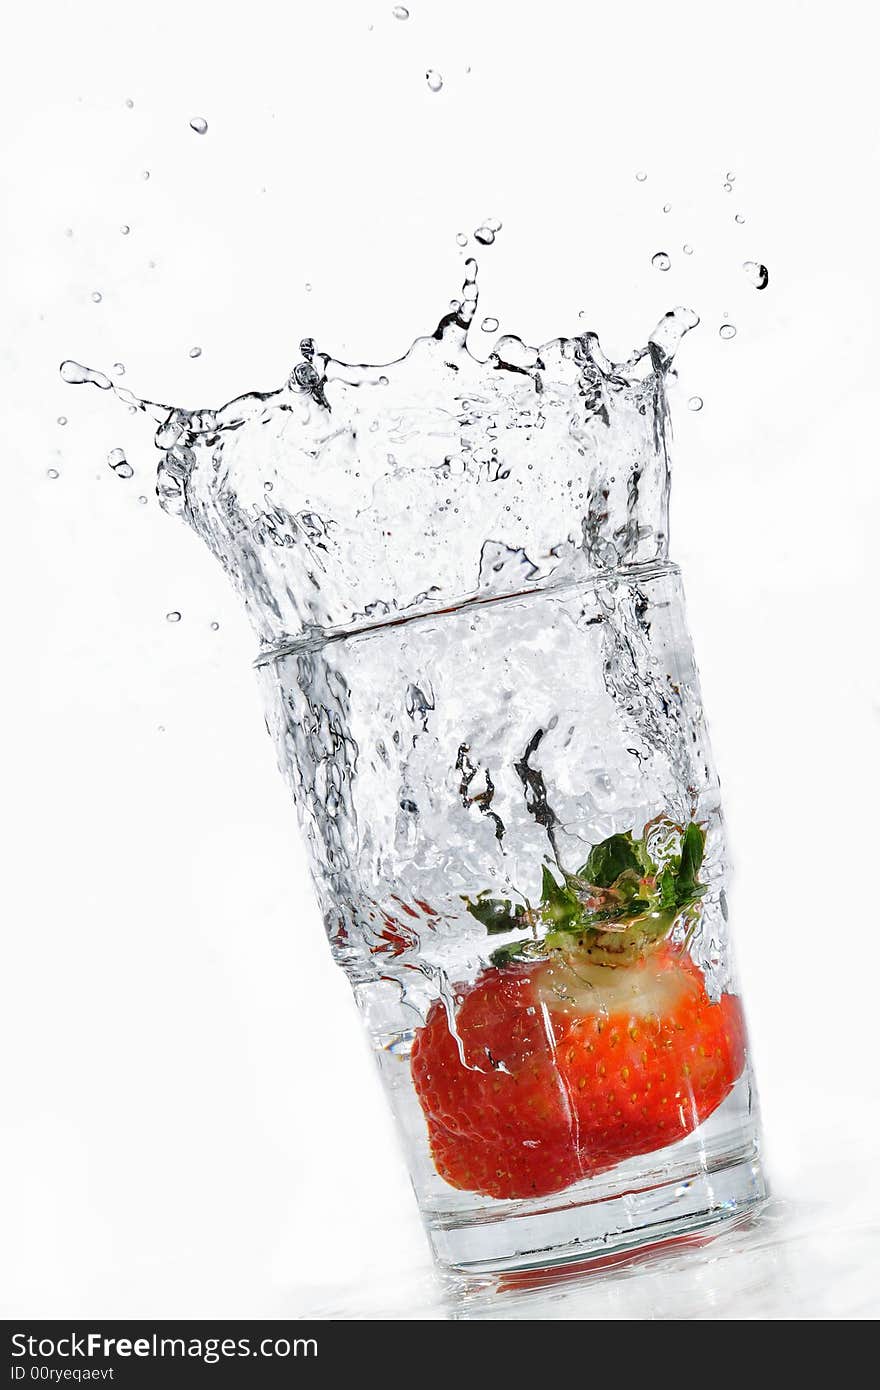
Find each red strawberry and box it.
[411,943,745,1200]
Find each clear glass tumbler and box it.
[257,560,766,1275]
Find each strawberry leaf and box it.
[578,832,644,888]
[464,894,526,934]
[675,822,705,902]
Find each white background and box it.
[3,0,880,1318]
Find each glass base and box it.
[425,1133,767,1277]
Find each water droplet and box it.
[125,98,134,109]
[64,228,73,238]
[682,243,694,255]
[392,4,409,16]
[474,226,495,246]
[166,611,181,623]
[113,362,125,376]
[719,324,737,340]
[449,298,461,312]
[727,171,736,182]
[305,282,312,292]
[485,217,502,232]
[189,346,202,358]
[743,260,769,290]
[57,416,67,426]
[480,316,499,332]
[651,251,671,272]
[635,171,647,182]
[108,447,134,479]
[687,396,703,411]
[455,233,468,247]
[91,291,103,303]
[47,468,60,480]
[723,182,732,192]
[662,203,671,213]
[142,170,150,180]
[189,117,208,134]
[426,69,443,92]
[138,495,148,505]
[735,213,745,224]
[120,224,130,235]
[210,620,220,630]
[378,375,390,386]
[59,360,112,389]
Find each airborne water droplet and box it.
[59,360,112,389]
[190,117,208,134]
[113,362,125,376]
[481,316,499,332]
[91,291,103,303]
[393,4,409,16]
[47,468,60,479]
[719,324,737,340]
[138,495,147,504]
[662,203,671,213]
[651,251,671,272]
[635,171,647,182]
[120,224,130,235]
[108,447,134,479]
[189,346,202,358]
[735,214,745,224]
[455,233,468,247]
[743,260,769,290]
[474,226,495,246]
[125,98,134,109]
[210,621,220,630]
[426,69,443,92]
[723,182,732,192]
[687,396,703,411]
[166,611,181,623]
[57,416,67,426]
[142,170,150,180]
[727,171,736,182]
[682,243,694,255]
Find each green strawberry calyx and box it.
[463,816,708,969]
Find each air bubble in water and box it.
[393,4,409,15]
[57,416,67,426]
[474,226,495,246]
[59,360,112,389]
[190,117,208,134]
[189,346,202,358]
[635,171,647,182]
[120,224,130,235]
[91,291,103,303]
[651,252,671,272]
[166,611,181,623]
[682,244,694,255]
[687,396,703,411]
[743,260,769,290]
[719,324,737,340]
[481,316,499,332]
[108,447,134,479]
[426,69,443,92]
[735,214,745,224]
[47,468,60,479]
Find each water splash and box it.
[743,261,769,290]
[108,448,134,480]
